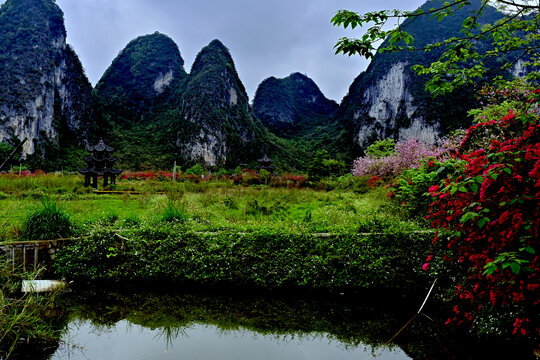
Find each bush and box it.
[425,85,540,342]
[53,224,433,290]
[22,196,74,240]
[185,164,205,176]
[366,138,396,158]
[308,151,347,182]
[388,159,456,220]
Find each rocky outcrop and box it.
[93,37,269,169]
[337,0,503,154]
[93,31,187,125]
[0,0,93,156]
[253,72,338,136]
[350,62,439,149]
[177,40,264,167]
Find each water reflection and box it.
[51,320,410,360]
[5,288,536,360]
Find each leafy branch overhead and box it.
[332,0,540,95]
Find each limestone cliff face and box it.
[337,0,503,154]
[350,62,439,149]
[176,40,264,168]
[0,0,93,156]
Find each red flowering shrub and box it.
[276,173,307,188]
[232,169,262,186]
[120,171,174,181]
[367,175,383,189]
[426,90,540,343]
[231,170,307,188]
[6,169,47,176]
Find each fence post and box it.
[34,245,38,271]
[23,246,27,271]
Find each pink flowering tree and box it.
[352,139,443,179]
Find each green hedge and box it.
[53,225,434,290]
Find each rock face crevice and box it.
[0,0,93,157]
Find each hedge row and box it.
[53,226,434,290]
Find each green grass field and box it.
[0,174,420,241]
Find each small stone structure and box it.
[79,139,122,188]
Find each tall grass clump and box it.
[160,192,189,223]
[161,201,189,223]
[22,196,74,240]
[0,260,61,358]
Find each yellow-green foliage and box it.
[0,174,409,240]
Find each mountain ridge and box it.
[0,0,94,169]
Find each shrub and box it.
[185,164,205,176]
[366,138,396,158]
[232,169,262,186]
[53,224,433,290]
[388,159,456,219]
[425,86,540,341]
[22,196,74,240]
[308,150,347,182]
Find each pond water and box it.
[5,287,535,360]
[51,320,408,360]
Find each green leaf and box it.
[510,263,520,275]
[523,246,535,255]
[483,263,496,275]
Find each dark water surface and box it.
[7,287,536,360]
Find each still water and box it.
[7,288,534,360]
[52,320,409,360]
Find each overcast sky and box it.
[2,0,426,102]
